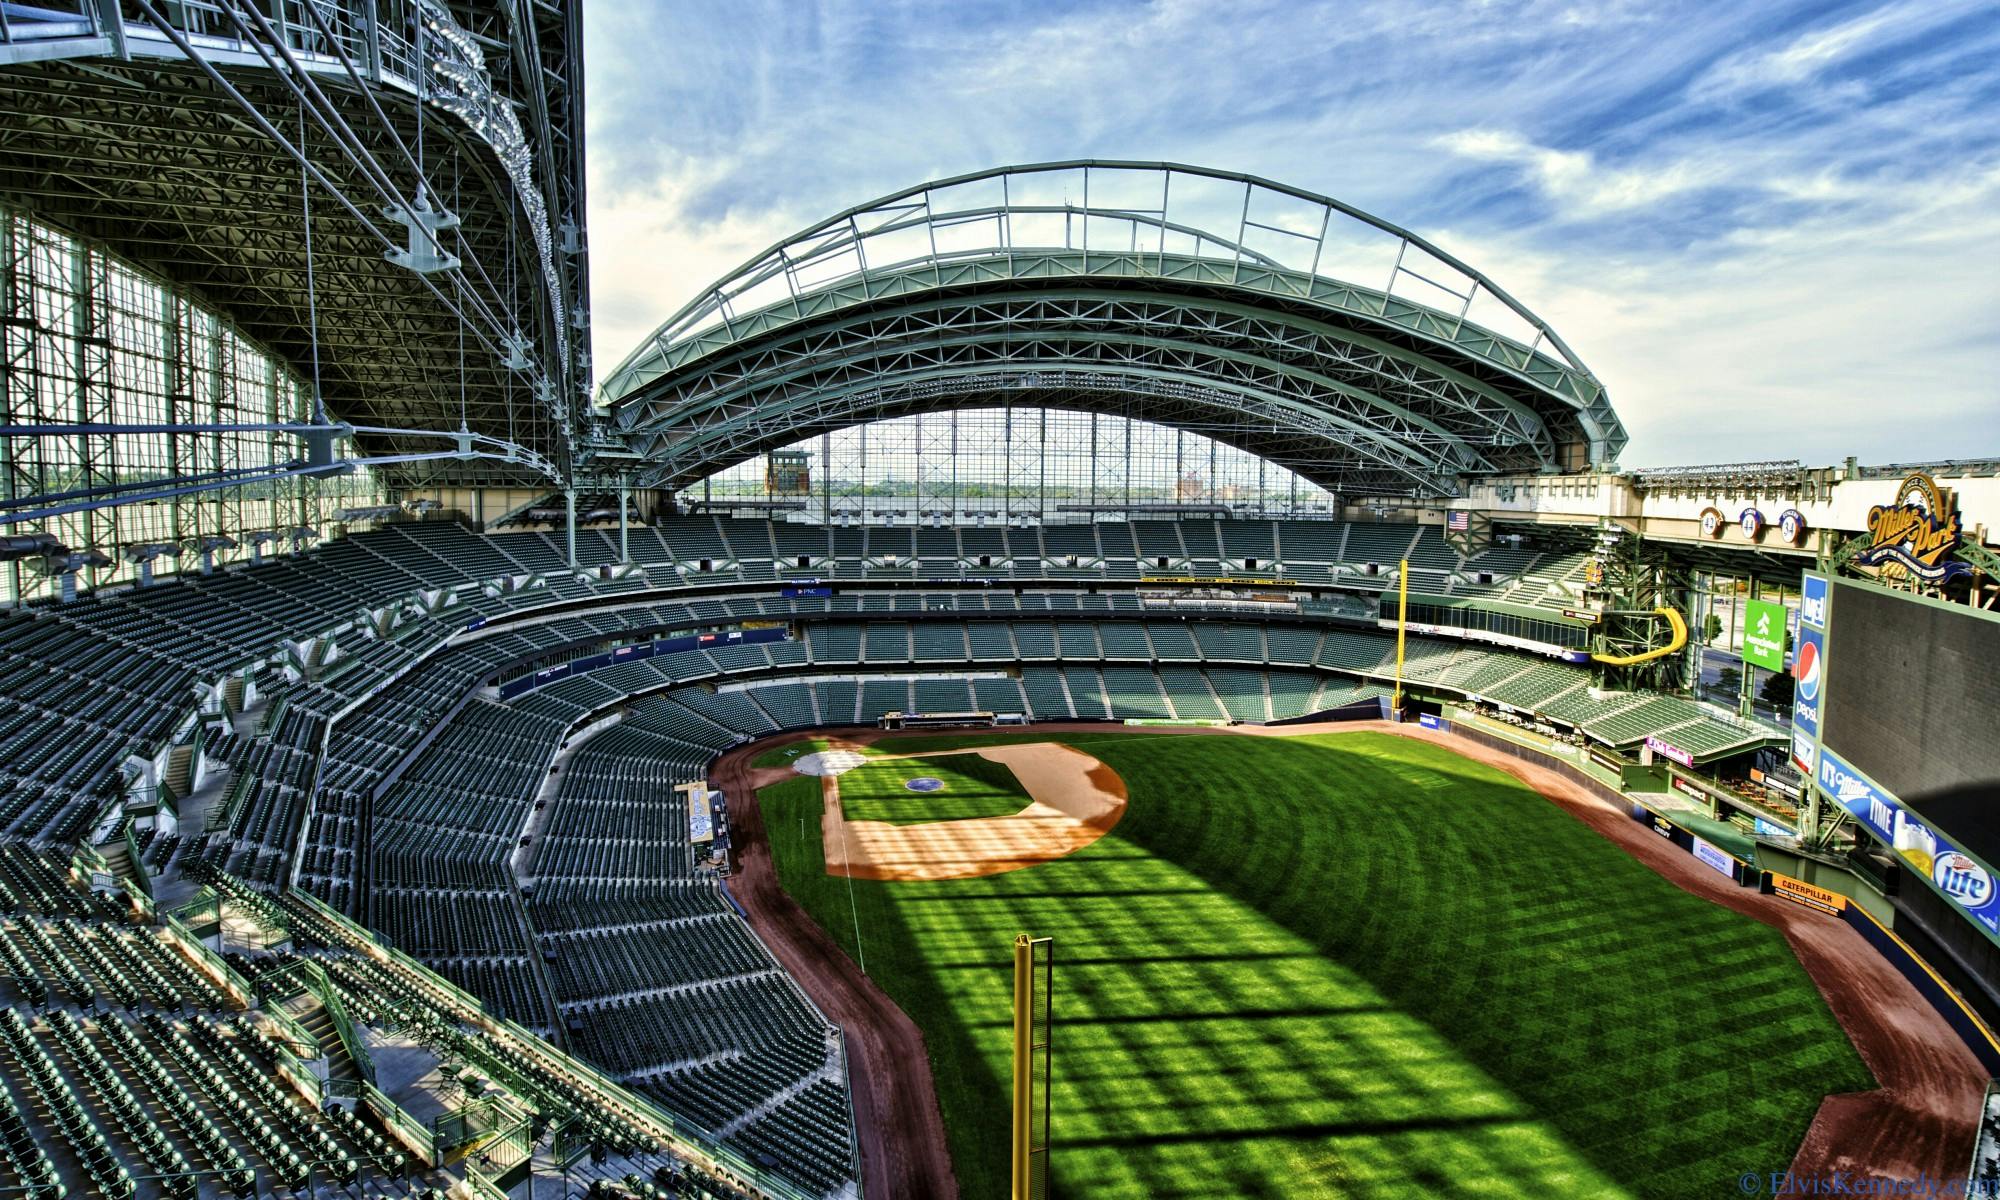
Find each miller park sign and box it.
[1856,472,1969,584]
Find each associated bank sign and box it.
[1818,747,2000,930]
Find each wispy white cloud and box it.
[586,158,811,379]
[1692,1,1921,99]
[1432,155,2000,464]
[583,0,2000,467]
[1431,129,1718,215]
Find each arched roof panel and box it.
[600,162,1624,497]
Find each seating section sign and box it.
[1742,598,1787,672]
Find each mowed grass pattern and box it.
[838,752,1035,825]
[753,738,831,769]
[761,732,1871,1198]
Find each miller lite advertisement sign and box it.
[1817,747,2000,933]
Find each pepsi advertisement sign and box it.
[1789,571,1828,775]
[1818,747,2000,932]
[1790,620,1825,773]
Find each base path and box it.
[822,741,1127,881]
[711,731,961,1200]
[719,722,1985,1198]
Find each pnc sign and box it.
[1856,472,1967,582]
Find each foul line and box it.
[830,776,867,975]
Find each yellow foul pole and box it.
[1394,557,1408,713]
[1011,933,1032,1200]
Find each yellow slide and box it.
[1590,606,1689,666]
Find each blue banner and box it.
[496,626,789,699]
[1791,571,1827,775]
[1800,573,1828,631]
[1817,747,2000,934]
[1691,837,1736,878]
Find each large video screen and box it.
[1822,579,2000,862]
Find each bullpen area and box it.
[736,728,1890,1198]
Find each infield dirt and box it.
[815,740,1127,881]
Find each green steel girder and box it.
[610,250,1604,419]
[627,363,1466,496]
[622,347,1475,498]
[620,287,1553,461]
[0,0,592,487]
[621,324,1509,477]
[612,286,1576,498]
[600,162,1626,495]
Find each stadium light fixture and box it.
[0,533,64,562]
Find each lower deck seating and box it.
[0,517,1790,1200]
[522,721,858,1192]
[0,845,770,1200]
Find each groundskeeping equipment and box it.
[1012,933,1054,1200]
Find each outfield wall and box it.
[1424,712,2000,1079]
[1834,899,2000,1075]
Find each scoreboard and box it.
[1804,572,2000,933]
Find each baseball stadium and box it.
[0,5,1996,1200]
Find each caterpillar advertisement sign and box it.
[1768,873,1846,916]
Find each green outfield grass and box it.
[836,752,1035,825]
[758,730,1871,1199]
[752,738,831,769]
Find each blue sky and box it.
[582,0,2000,468]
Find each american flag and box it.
[1446,511,1470,532]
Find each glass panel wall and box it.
[1,203,383,603]
[680,408,1338,523]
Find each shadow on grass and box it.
[1076,730,1872,1198]
[758,728,1873,1199]
[1060,1110,1527,1150]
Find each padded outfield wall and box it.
[1799,572,2000,1029]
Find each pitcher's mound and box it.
[823,742,1126,881]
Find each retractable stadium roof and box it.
[598,161,1625,499]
